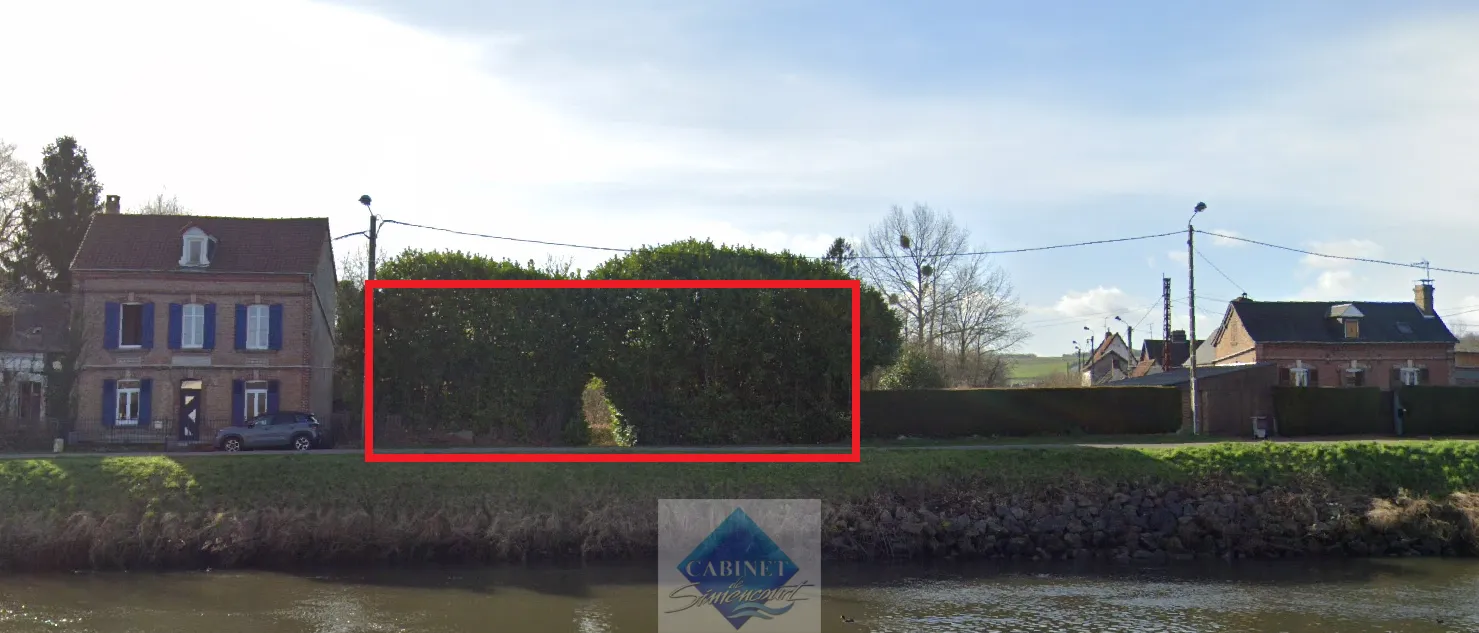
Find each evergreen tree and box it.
[5,137,103,292]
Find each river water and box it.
[2,560,1477,632]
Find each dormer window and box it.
[1329,303,1363,340]
[181,227,211,267]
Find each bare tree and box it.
[338,242,368,287]
[130,192,188,215]
[0,141,30,267]
[859,204,1029,385]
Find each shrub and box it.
[878,347,947,390]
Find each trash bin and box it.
[1251,416,1270,439]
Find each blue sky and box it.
[3,0,1478,355]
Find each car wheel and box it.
[292,435,313,452]
[223,437,243,452]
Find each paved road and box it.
[0,437,1463,460]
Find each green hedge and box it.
[1272,387,1392,436]
[1397,386,1479,436]
[860,387,1182,439]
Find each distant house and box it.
[1456,350,1479,386]
[1201,283,1459,389]
[0,293,70,429]
[1081,331,1135,385]
[1128,329,1203,378]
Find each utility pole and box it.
[360,195,377,281]
[1187,202,1206,435]
[1161,276,1172,370]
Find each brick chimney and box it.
[1415,282,1435,318]
[104,194,121,214]
[1170,330,1187,342]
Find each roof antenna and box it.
[1413,259,1432,285]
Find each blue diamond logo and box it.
[678,508,799,629]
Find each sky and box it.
[2,0,1478,356]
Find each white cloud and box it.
[1167,250,1188,265]
[1054,287,1135,319]
[1299,239,1387,270]
[1207,229,1247,247]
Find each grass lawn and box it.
[860,433,1224,447]
[5,440,1479,516]
[1005,354,1075,382]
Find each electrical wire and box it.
[334,230,365,241]
[371,218,1182,261]
[1195,250,1246,295]
[1194,230,1479,276]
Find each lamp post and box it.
[1187,202,1207,435]
[359,195,379,282]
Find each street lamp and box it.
[359,195,380,282]
[1187,202,1207,435]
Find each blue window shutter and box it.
[103,303,120,349]
[168,303,182,349]
[269,304,284,350]
[231,380,245,425]
[101,379,117,427]
[139,379,153,427]
[234,305,247,350]
[140,303,156,349]
[203,304,217,349]
[267,380,280,413]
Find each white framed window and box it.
[1290,368,1310,387]
[182,303,205,349]
[1400,366,1422,386]
[245,381,269,419]
[119,303,145,348]
[116,380,141,426]
[1342,368,1365,387]
[181,228,210,267]
[246,304,270,350]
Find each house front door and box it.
[179,379,203,441]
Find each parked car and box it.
[214,411,334,452]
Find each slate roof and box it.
[71,214,331,274]
[1139,337,1203,368]
[1111,363,1275,387]
[0,293,71,353]
[1226,300,1457,344]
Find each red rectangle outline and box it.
[363,278,863,463]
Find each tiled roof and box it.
[1228,300,1457,344]
[0,293,70,353]
[71,214,331,274]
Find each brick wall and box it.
[1258,342,1455,388]
[73,271,332,436]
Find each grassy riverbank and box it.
[2,441,1478,571]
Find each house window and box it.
[116,380,141,426]
[1400,367,1422,386]
[182,303,205,349]
[246,304,270,350]
[1343,368,1365,387]
[1344,319,1360,339]
[244,381,269,419]
[181,228,210,267]
[119,303,145,347]
[1290,368,1311,387]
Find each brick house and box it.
[1080,331,1135,385]
[0,293,70,430]
[1127,329,1203,378]
[69,199,337,442]
[1202,283,1458,389]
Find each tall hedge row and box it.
[1271,387,1391,436]
[1396,387,1479,436]
[860,387,1183,439]
[371,242,902,445]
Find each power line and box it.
[375,218,1182,261]
[1195,250,1246,295]
[334,230,365,241]
[1195,230,1479,276]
